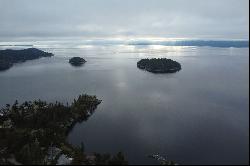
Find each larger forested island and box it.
[137,58,182,73]
[0,48,53,71]
[0,95,128,165]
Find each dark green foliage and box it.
[71,148,87,165]
[69,57,86,66]
[80,142,85,153]
[0,94,127,165]
[137,58,181,73]
[109,152,128,165]
[94,153,112,165]
[0,94,101,165]
[0,59,13,71]
[15,140,45,165]
[94,152,128,165]
[0,48,53,71]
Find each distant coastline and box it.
[127,40,249,48]
[0,45,33,47]
[0,40,248,49]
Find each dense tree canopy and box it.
[0,95,128,165]
[137,58,181,73]
[69,57,86,66]
[0,48,53,71]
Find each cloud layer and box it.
[0,0,249,41]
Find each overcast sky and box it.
[0,0,249,41]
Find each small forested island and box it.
[137,58,182,73]
[0,48,53,71]
[0,94,128,165]
[69,57,86,66]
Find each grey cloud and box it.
[0,0,248,41]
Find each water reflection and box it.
[0,45,249,165]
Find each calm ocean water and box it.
[0,45,249,164]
